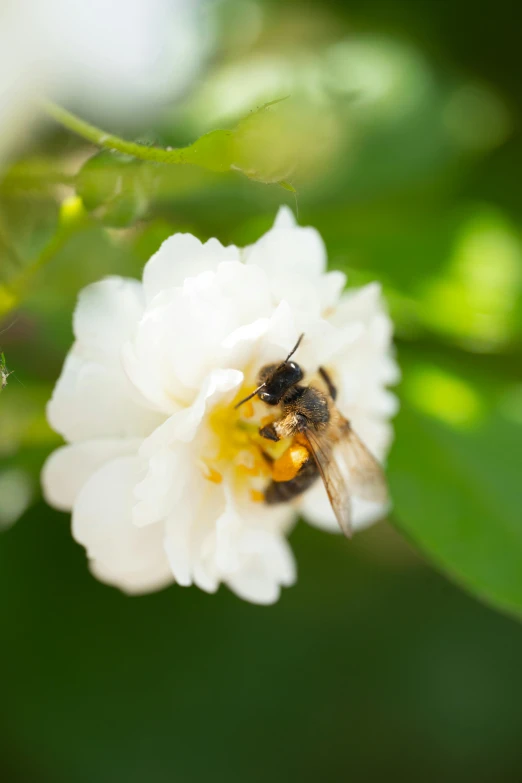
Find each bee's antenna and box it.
[284,333,304,363]
[234,382,266,410]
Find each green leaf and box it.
[174,100,298,183]
[76,151,154,227]
[389,399,522,619]
[0,197,59,285]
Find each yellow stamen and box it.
[203,466,223,484]
[237,461,263,477]
[206,385,312,502]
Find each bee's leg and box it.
[259,422,280,442]
[319,366,337,401]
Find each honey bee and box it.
[235,335,388,537]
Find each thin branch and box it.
[41,99,196,164]
[0,197,89,317]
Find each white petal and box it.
[245,213,327,281]
[72,456,172,591]
[162,477,230,592]
[214,488,243,573]
[133,369,242,528]
[125,262,272,410]
[211,488,297,605]
[143,233,239,304]
[140,368,243,456]
[329,282,399,428]
[273,205,297,229]
[73,276,144,360]
[42,438,141,511]
[164,479,225,588]
[164,501,194,587]
[226,532,297,605]
[89,556,173,595]
[332,282,383,324]
[133,445,193,527]
[243,211,337,321]
[300,480,389,533]
[318,270,347,312]
[47,350,164,442]
[48,276,163,442]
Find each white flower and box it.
[42,207,399,604]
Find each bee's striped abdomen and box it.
[264,455,319,504]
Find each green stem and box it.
[41,97,296,190]
[0,197,89,316]
[41,99,194,164]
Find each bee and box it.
[235,335,388,537]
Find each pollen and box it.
[271,443,310,482]
[206,387,303,500]
[201,464,223,484]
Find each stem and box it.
[0,197,89,317]
[41,99,193,164]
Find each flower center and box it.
[203,386,295,503]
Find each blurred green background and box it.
[1,0,522,781]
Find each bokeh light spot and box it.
[420,207,522,350]
[0,468,33,529]
[444,83,512,152]
[405,365,485,428]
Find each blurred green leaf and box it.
[0,197,59,285]
[76,151,154,227]
[390,398,522,619]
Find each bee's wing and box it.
[335,418,389,505]
[303,428,353,538]
[304,416,388,539]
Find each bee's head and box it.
[234,334,305,410]
[257,361,303,405]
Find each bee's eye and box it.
[259,390,279,405]
[287,361,303,382]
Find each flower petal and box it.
[272,205,297,230]
[42,438,141,511]
[47,351,164,442]
[140,368,243,455]
[124,262,272,411]
[226,530,297,605]
[245,210,327,281]
[48,276,163,442]
[72,456,173,592]
[143,233,239,304]
[89,556,173,595]
[73,276,144,360]
[207,489,296,604]
[132,368,242,527]
[301,479,389,533]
